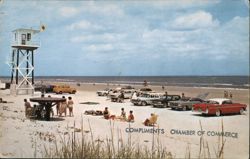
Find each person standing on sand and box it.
[59,96,67,117]
[181,93,185,99]
[118,92,125,103]
[127,110,134,122]
[131,91,137,100]
[229,91,233,99]
[56,102,60,116]
[224,90,228,98]
[165,91,168,96]
[24,99,32,117]
[67,97,74,117]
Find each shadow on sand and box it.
[191,113,243,118]
[29,116,65,121]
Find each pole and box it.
[32,50,34,84]
[16,49,19,84]
[10,49,15,83]
[26,50,29,85]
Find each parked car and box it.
[152,95,181,108]
[96,88,113,96]
[122,86,135,90]
[169,92,209,111]
[109,89,135,102]
[131,93,163,106]
[192,98,247,116]
[53,85,76,94]
[169,97,205,110]
[138,87,153,93]
[34,84,55,93]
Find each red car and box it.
[192,98,247,116]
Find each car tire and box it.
[182,106,187,111]
[239,108,244,115]
[164,103,168,108]
[141,101,147,106]
[215,110,221,117]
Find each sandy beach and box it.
[0,83,249,158]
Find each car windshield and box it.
[222,100,232,104]
[140,88,152,91]
[189,98,201,102]
[207,100,219,104]
[164,96,172,100]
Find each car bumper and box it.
[153,104,164,107]
[170,105,182,109]
[192,108,208,114]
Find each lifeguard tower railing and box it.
[11,40,41,48]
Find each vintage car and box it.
[152,95,181,108]
[192,98,247,116]
[96,88,113,96]
[169,97,205,111]
[109,89,135,102]
[53,85,76,94]
[131,93,163,106]
[138,87,153,93]
[34,84,55,93]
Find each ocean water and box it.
[1,76,248,89]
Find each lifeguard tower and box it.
[9,28,42,95]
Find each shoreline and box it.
[1,76,249,90]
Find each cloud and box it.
[83,44,114,52]
[84,2,124,16]
[70,33,126,43]
[149,0,220,9]
[66,20,103,31]
[58,2,124,18]
[172,11,219,29]
[59,7,79,17]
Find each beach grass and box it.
[42,117,172,159]
[42,118,226,159]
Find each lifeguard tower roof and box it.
[11,28,40,50]
[12,28,40,33]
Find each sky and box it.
[0,0,249,76]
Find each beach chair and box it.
[149,115,158,126]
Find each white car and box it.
[131,93,163,106]
[109,89,135,102]
[96,88,113,96]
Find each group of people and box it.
[56,96,74,117]
[103,107,135,122]
[24,98,45,118]
[23,95,74,119]
[224,90,233,99]
[102,107,158,126]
